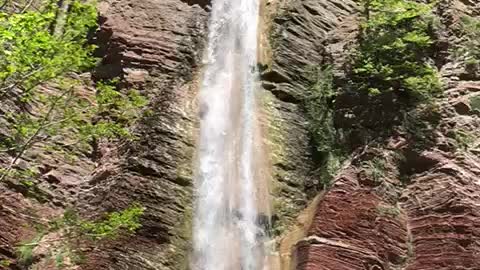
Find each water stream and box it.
[193,0,270,269]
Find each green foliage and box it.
[470,95,480,113]
[17,204,144,267]
[455,15,480,69]
[17,233,45,265]
[352,0,442,102]
[55,252,65,268]
[0,259,12,267]
[0,167,37,181]
[318,152,344,188]
[305,66,345,187]
[0,0,97,94]
[0,1,109,183]
[0,77,148,183]
[407,236,415,257]
[362,157,386,182]
[50,204,145,240]
[450,129,475,151]
[0,2,147,267]
[80,204,145,240]
[401,104,441,150]
[305,66,338,153]
[79,79,148,142]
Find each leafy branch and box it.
[0,86,73,182]
[0,78,148,182]
[351,0,442,102]
[16,204,145,267]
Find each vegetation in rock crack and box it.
[0,259,11,267]
[376,204,401,218]
[17,204,145,267]
[304,65,345,188]
[303,0,446,190]
[352,0,442,102]
[362,157,387,183]
[470,95,480,113]
[400,103,441,151]
[305,66,337,154]
[454,15,480,72]
[449,129,476,152]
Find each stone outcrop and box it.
[295,106,480,269]
[0,81,97,269]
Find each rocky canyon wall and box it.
[1,0,480,269]
[77,0,208,269]
[263,0,480,269]
[1,0,209,269]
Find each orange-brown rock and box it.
[295,170,408,270]
[402,151,480,270]
[295,147,480,269]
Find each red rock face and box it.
[77,0,209,269]
[402,153,480,270]
[295,150,480,270]
[94,0,208,81]
[295,171,408,270]
[0,188,61,267]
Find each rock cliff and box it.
[264,0,480,269]
[1,0,208,269]
[0,0,479,269]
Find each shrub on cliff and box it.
[351,0,442,102]
[17,204,145,267]
[0,2,148,182]
[0,2,148,268]
[305,66,345,188]
[0,0,97,95]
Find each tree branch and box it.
[0,87,74,182]
[20,0,35,13]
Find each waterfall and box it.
[193,0,269,269]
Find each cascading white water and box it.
[193,0,269,269]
